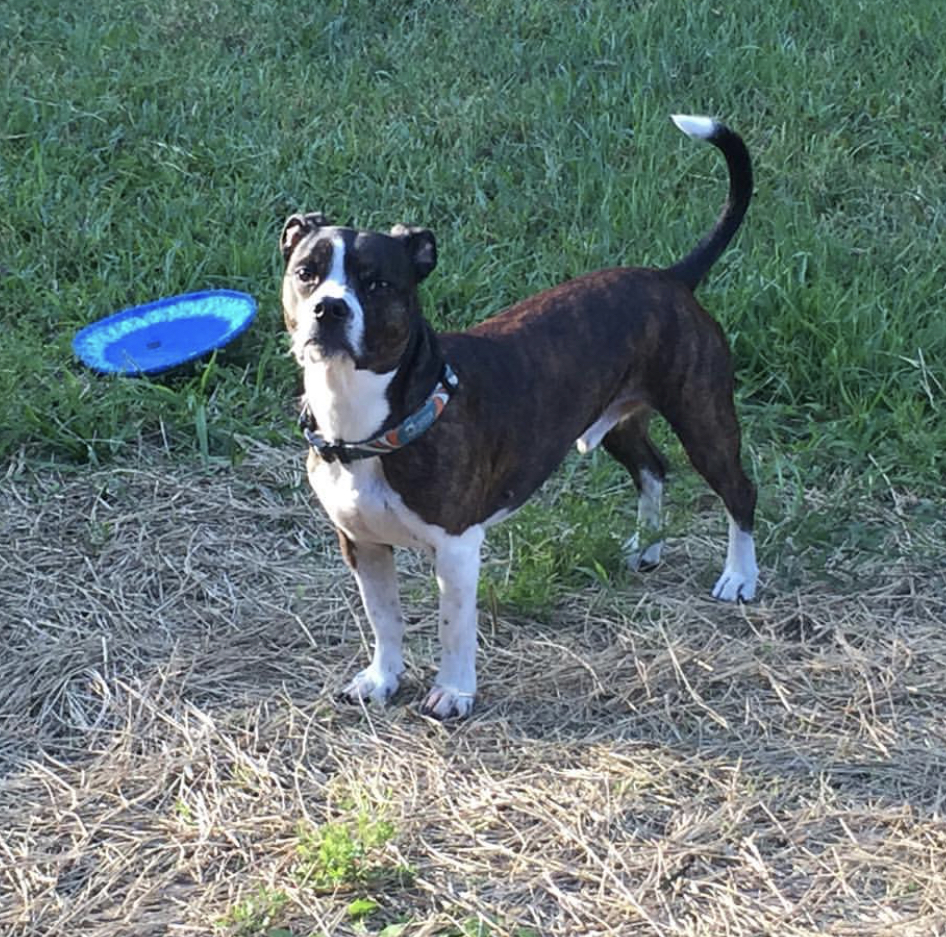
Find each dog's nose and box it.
[314,297,350,320]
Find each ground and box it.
[3,1,945,932]
[1,442,944,936]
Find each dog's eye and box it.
[367,278,391,294]
[296,264,319,285]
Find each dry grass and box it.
[1,441,945,936]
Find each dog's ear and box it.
[280,212,329,261]
[390,224,437,282]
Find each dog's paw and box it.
[339,666,401,706]
[713,523,758,603]
[624,534,663,572]
[711,570,757,603]
[421,685,475,721]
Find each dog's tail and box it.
[664,115,753,291]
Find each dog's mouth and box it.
[297,333,353,366]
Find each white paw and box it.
[624,534,663,572]
[339,665,401,706]
[713,519,758,602]
[421,685,475,720]
[712,569,757,603]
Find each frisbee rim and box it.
[72,289,257,375]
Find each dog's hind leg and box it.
[667,397,758,602]
[602,410,669,571]
[339,538,406,705]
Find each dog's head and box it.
[280,213,437,372]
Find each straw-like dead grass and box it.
[2,441,944,936]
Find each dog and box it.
[279,114,758,719]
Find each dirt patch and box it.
[1,442,944,935]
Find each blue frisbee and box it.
[72,289,257,375]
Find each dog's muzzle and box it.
[300,296,357,358]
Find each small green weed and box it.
[216,887,289,937]
[216,807,410,936]
[294,811,409,893]
[346,896,380,920]
[173,798,194,825]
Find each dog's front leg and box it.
[422,527,484,720]
[340,539,405,705]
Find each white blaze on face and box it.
[292,235,394,444]
[291,235,367,363]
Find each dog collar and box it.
[300,363,459,464]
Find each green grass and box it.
[216,887,290,937]
[2,0,943,617]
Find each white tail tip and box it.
[671,114,718,140]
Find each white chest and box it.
[303,357,395,444]
[308,456,439,552]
